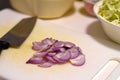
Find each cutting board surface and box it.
[0,9,120,80]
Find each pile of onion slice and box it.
[26,38,85,67]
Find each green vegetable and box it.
[98,0,120,25]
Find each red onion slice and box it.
[53,56,66,63]
[32,38,57,52]
[38,61,53,68]
[54,51,71,61]
[47,52,56,56]
[53,47,66,53]
[26,57,43,64]
[34,52,48,57]
[42,38,56,45]
[64,42,75,48]
[32,42,50,52]
[46,56,57,63]
[70,54,85,66]
[32,42,41,51]
[68,47,81,59]
[54,41,64,48]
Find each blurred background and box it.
[0,0,12,10]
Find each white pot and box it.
[10,0,75,19]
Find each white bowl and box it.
[10,0,74,19]
[93,1,120,44]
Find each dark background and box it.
[0,0,13,10]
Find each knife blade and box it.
[0,17,37,54]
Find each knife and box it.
[0,17,37,54]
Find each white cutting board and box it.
[0,9,120,80]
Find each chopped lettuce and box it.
[98,0,120,25]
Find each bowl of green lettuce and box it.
[94,0,120,44]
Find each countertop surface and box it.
[0,1,120,80]
[44,2,120,80]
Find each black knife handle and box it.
[0,40,10,54]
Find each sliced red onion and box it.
[42,38,56,45]
[27,38,85,68]
[32,42,41,51]
[34,52,48,57]
[70,54,85,66]
[53,55,66,63]
[68,47,81,59]
[54,51,71,61]
[64,42,75,48]
[32,42,50,51]
[53,47,66,52]
[54,41,64,48]
[26,57,43,64]
[46,56,57,63]
[38,61,53,68]
[32,38,56,52]
[47,52,56,56]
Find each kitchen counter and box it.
[0,1,120,80]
